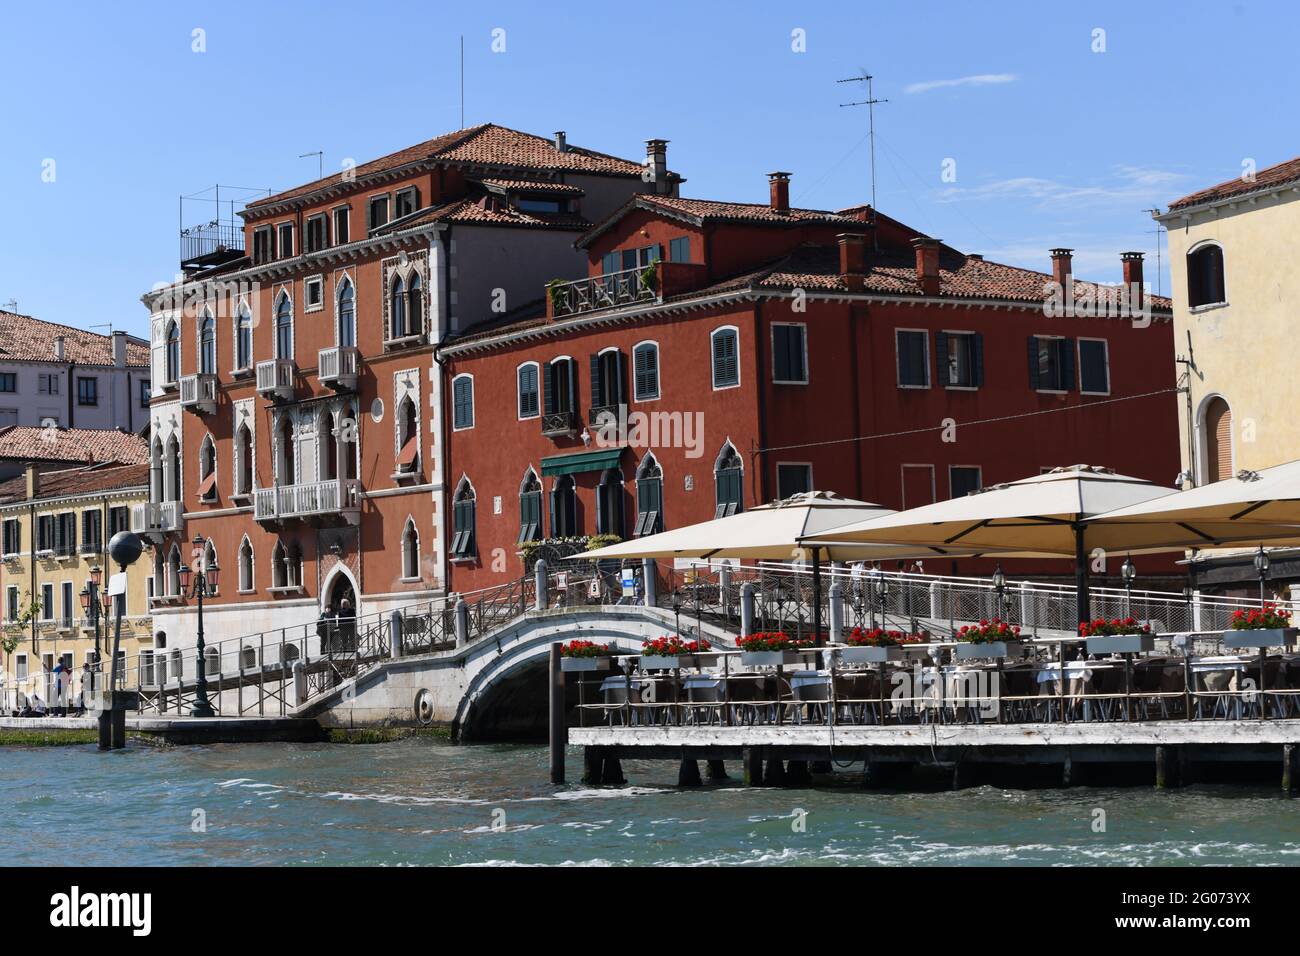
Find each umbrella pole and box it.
[812,549,824,647]
[1074,523,1090,628]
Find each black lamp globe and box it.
[108,531,143,569]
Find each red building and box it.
[140,126,677,649]
[439,172,1181,592]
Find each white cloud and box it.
[904,73,1018,95]
[934,165,1193,209]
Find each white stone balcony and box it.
[255,359,296,401]
[131,501,183,540]
[549,267,658,318]
[318,346,359,390]
[179,372,217,414]
[253,478,360,525]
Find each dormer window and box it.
[276,222,294,259]
[517,197,564,213]
[394,187,419,220]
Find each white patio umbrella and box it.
[577,491,1009,642]
[802,466,1182,625]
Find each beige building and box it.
[0,462,154,710]
[1157,156,1300,593]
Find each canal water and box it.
[5,739,1300,866]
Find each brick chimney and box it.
[554,130,567,153]
[645,139,670,195]
[912,238,942,296]
[1050,248,1074,288]
[838,234,866,291]
[768,172,791,214]
[25,463,39,500]
[1121,251,1144,297]
[112,330,127,367]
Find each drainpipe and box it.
[430,225,453,593]
[750,298,768,505]
[67,360,76,428]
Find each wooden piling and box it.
[763,753,787,786]
[582,747,604,785]
[706,759,729,781]
[1284,744,1296,795]
[743,747,763,786]
[785,759,812,787]
[678,758,703,787]
[548,643,565,784]
[951,760,971,790]
[1155,745,1181,789]
[600,753,627,785]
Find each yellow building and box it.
[0,462,154,709]
[1158,156,1300,594]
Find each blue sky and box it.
[2,0,1296,338]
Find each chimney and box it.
[768,171,791,214]
[838,233,867,291]
[912,237,942,296]
[1121,251,1145,297]
[645,139,670,195]
[554,130,567,153]
[112,330,127,368]
[53,335,65,362]
[1050,248,1074,289]
[25,463,38,501]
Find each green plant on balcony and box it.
[546,279,566,312]
[639,263,657,294]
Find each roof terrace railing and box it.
[549,267,658,318]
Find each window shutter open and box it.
[589,353,602,408]
[542,362,555,415]
[935,332,949,386]
[567,361,578,415]
[972,333,985,387]
[1027,336,1040,390]
[1061,338,1076,391]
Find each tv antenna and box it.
[838,72,887,248]
[299,151,324,180]
[1142,207,1165,297]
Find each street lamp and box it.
[101,531,143,751]
[991,564,1007,619]
[1255,546,1270,607]
[671,594,682,639]
[1120,556,1136,617]
[179,534,219,718]
[873,567,889,628]
[80,564,104,667]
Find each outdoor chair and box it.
[1241,658,1284,719]
[1136,658,1185,720]
[724,673,775,725]
[832,671,880,724]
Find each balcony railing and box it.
[550,267,658,318]
[179,372,217,414]
[588,402,626,427]
[318,346,359,390]
[131,501,183,537]
[253,479,360,523]
[541,410,578,437]
[255,359,296,401]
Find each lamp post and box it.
[874,568,889,629]
[179,534,219,718]
[992,564,1007,620]
[1255,546,1270,608]
[100,531,142,751]
[671,594,682,640]
[79,564,104,666]
[1120,556,1136,618]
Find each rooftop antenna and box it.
[1,299,16,312]
[299,151,324,180]
[459,35,465,128]
[1143,207,1165,297]
[838,71,888,250]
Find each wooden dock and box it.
[0,715,325,745]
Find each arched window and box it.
[288,541,302,588]
[1187,243,1226,308]
[339,401,358,481]
[271,541,288,589]
[401,518,421,577]
[597,467,625,538]
[166,545,181,597]
[274,293,293,359]
[319,409,337,481]
[238,536,253,592]
[452,374,474,430]
[1204,396,1233,484]
[407,272,423,336]
[337,278,355,348]
[714,442,743,517]
[450,480,476,560]
[197,434,217,501]
[150,438,164,502]
[199,312,216,375]
[395,397,418,474]
[165,435,181,503]
[517,362,540,419]
[633,342,660,401]
[235,423,253,496]
[550,474,578,538]
[635,453,664,536]
[518,469,542,544]
[544,357,576,418]
[236,304,253,370]
[711,327,740,389]
[276,416,295,485]
[165,320,180,384]
[390,275,407,339]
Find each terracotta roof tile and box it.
[0,311,149,366]
[0,462,149,505]
[246,125,647,212]
[0,426,149,467]
[375,196,590,233]
[1168,156,1300,211]
[475,178,586,196]
[639,195,863,226]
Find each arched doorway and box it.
[319,566,357,655]
[1202,396,1233,483]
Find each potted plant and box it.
[559,639,613,672]
[839,627,921,663]
[640,635,710,670]
[1223,603,1298,649]
[737,631,815,667]
[1080,616,1155,654]
[955,618,1024,659]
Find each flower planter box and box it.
[1085,634,1155,655]
[560,656,612,673]
[641,654,695,670]
[1223,627,1298,650]
[955,641,1024,660]
[839,645,904,664]
[740,650,808,667]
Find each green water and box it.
[4,740,1300,866]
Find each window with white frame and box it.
[304,275,324,312]
[451,482,476,560]
[238,536,254,592]
[333,205,350,245]
[936,331,983,388]
[274,293,293,360]
[776,463,813,499]
[1028,335,1074,392]
[633,342,659,401]
[276,222,293,259]
[452,375,474,430]
[402,518,423,576]
[235,305,253,371]
[714,443,744,517]
[711,327,739,389]
[635,453,663,536]
[518,470,542,544]
[1078,339,1110,395]
[895,330,929,388]
[517,362,540,418]
[337,278,356,348]
[772,324,807,384]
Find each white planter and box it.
[1085,634,1155,655]
[561,656,611,672]
[1223,627,1298,649]
[641,654,694,670]
[839,645,904,664]
[955,640,1023,660]
[740,650,805,667]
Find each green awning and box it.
[541,447,626,477]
